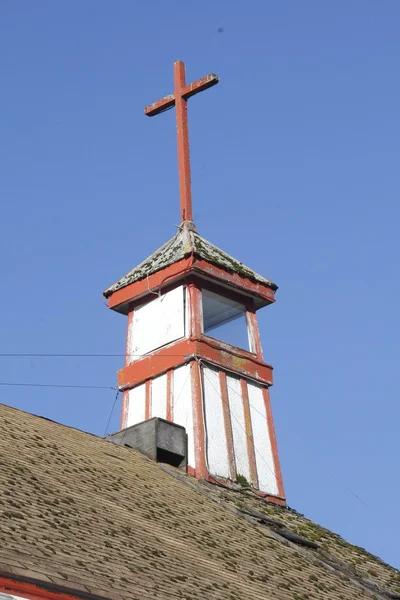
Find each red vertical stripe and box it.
[262,387,286,501]
[219,370,236,480]
[187,283,203,338]
[166,369,174,421]
[240,378,259,489]
[191,361,208,479]
[145,379,152,420]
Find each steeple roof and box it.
[103,222,277,299]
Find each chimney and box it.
[106,417,187,471]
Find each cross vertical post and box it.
[144,60,219,223]
[174,61,192,222]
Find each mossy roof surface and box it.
[0,402,398,600]
[104,224,277,298]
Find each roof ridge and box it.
[0,402,101,441]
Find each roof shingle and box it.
[0,403,398,600]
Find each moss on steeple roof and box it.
[104,222,277,299]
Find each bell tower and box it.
[104,60,286,505]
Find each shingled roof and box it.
[0,402,398,600]
[103,222,277,299]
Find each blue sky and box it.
[1,1,399,568]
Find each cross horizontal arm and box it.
[144,93,175,117]
[182,74,219,100]
[144,73,219,117]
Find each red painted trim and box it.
[263,495,287,506]
[262,387,286,501]
[166,369,174,421]
[0,576,105,600]
[191,361,208,479]
[145,379,152,420]
[118,338,192,389]
[240,378,259,489]
[192,258,276,303]
[200,334,256,360]
[195,277,255,310]
[107,258,191,311]
[106,258,275,313]
[187,465,196,477]
[246,309,263,358]
[118,337,273,390]
[197,337,273,386]
[187,283,203,337]
[219,371,236,480]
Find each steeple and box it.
[104,60,285,504]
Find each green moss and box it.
[236,473,250,487]
[104,227,277,297]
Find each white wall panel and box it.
[226,374,251,483]
[173,365,195,467]
[202,365,230,478]
[129,286,185,359]
[127,383,146,427]
[126,312,134,365]
[247,381,278,495]
[151,373,167,420]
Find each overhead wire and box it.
[0,382,115,390]
[1,352,398,535]
[168,367,192,414]
[103,388,121,436]
[0,353,186,358]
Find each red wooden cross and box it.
[144,60,219,223]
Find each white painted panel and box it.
[202,365,230,478]
[129,286,185,360]
[226,374,251,483]
[173,364,195,467]
[127,383,146,427]
[151,373,167,420]
[248,381,278,495]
